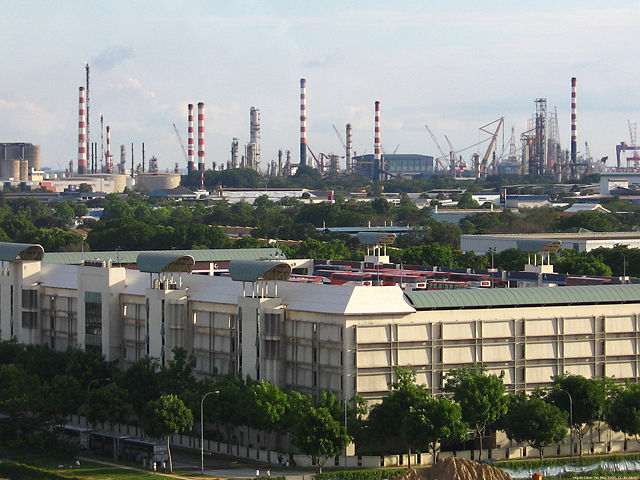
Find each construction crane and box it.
[306,144,325,173]
[172,123,188,163]
[332,124,346,150]
[444,135,459,174]
[479,117,504,177]
[425,124,450,173]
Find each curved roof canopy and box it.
[137,252,195,273]
[356,232,396,246]
[406,284,640,310]
[229,260,291,282]
[0,242,44,262]
[516,239,562,253]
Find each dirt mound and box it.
[393,457,512,480]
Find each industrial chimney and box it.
[77,87,87,175]
[346,123,353,174]
[187,103,195,173]
[106,126,112,173]
[231,138,239,168]
[374,101,382,180]
[571,77,577,179]
[250,107,261,170]
[300,78,307,167]
[197,102,205,172]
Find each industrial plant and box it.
[1,66,635,193]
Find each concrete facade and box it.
[461,232,640,253]
[3,257,640,407]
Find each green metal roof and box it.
[0,242,44,262]
[43,247,285,265]
[405,284,640,310]
[228,260,291,282]
[515,239,562,253]
[356,232,396,245]
[137,252,195,273]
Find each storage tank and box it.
[5,144,22,161]
[20,160,29,181]
[7,160,20,180]
[23,144,41,171]
[135,173,181,192]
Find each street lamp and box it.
[201,390,219,475]
[622,252,627,284]
[488,247,497,289]
[558,388,573,457]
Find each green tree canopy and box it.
[143,394,193,472]
[444,365,508,460]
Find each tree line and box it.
[3,342,640,470]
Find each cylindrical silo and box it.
[20,160,29,181]
[9,160,20,180]
[24,144,41,171]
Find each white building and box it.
[461,232,640,254]
[4,242,640,407]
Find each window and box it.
[264,339,280,359]
[85,291,102,352]
[263,313,280,336]
[22,311,37,329]
[22,289,38,309]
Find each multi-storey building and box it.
[3,242,640,407]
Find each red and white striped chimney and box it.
[197,102,205,172]
[571,77,577,174]
[374,101,382,179]
[300,78,307,167]
[106,125,112,173]
[77,87,87,174]
[187,103,195,173]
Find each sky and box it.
[1,1,639,173]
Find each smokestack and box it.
[187,103,195,173]
[374,101,382,180]
[250,107,261,170]
[77,86,87,174]
[231,137,239,168]
[106,126,112,173]
[571,77,577,178]
[300,78,307,167]
[85,63,90,171]
[197,102,205,172]
[346,123,353,174]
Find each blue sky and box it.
[1,1,639,172]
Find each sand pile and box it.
[393,457,512,480]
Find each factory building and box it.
[353,153,434,179]
[4,242,640,407]
[0,143,42,181]
[462,232,640,254]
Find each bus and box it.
[381,272,428,290]
[427,280,471,290]
[288,274,324,284]
[565,276,612,286]
[61,424,92,450]
[328,271,373,286]
[88,431,168,465]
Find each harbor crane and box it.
[479,117,504,177]
[172,123,189,162]
[424,124,450,173]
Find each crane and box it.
[306,144,325,173]
[425,124,450,172]
[332,124,346,150]
[172,123,188,163]
[479,117,504,177]
[444,135,459,174]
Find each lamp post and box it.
[559,388,573,457]
[201,390,219,475]
[623,252,627,284]
[488,247,497,288]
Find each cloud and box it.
[92,46,134,71]
[0,96,62,136]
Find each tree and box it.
[368,368,428,467]
[404,394,468,462]
[555,250,612,276]
[456,192,480,209]
[444,365,508,461]
[549,374,606,456]
[77,183,93,192]
[290,391,349,474]
[246,381,288,451]
[606,382,640,444]
[88,383,133,461]
[502,394,567,459]
[143,394,193,472]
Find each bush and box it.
[0,461,80,480]
[318,468,408,480]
